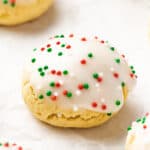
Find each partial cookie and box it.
[0,142,28,150]
[126,113,150,150]
[0,0,53,25]
[22,34,136,128]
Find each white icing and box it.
[126,114,150,150]
[24,35,136,113]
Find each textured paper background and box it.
[0,0,150,149]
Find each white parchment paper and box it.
[0,0,150,149]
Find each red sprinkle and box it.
[51,95,57,101]
[94,36,98,39]
[63,90,68,95]
[56,41,61,45]
[18,146,23,150]
[51,70,56,74]
[130,73,134,78]
[143,125,147,129]
[97,77,103,82]
[66,45,71,49]
[113,73,119,78]
[41,47,45,51]
[100,40,104,44]
[92,102,98,108]
[57,71,62,76]
[56,82,61,88]
[69,34,74,38]
[101,104,107,110]
[121,54,125,58]
[47,44,51,48]
[81,37,87,41]
[146,112,149,116]
[80,59,86,65]
[4,143,9,147]
[78,84,84,90]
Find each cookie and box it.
[126,113,150,150]
[22,34,136,128]
[0,0,53,25]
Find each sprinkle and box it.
[51,95,57,101]
[122,54,125,58]
[58,52,63,56]
[143,125,147,129]
[146,112,149,116]
[91,102,98,108]
[115,58,121,64]
[113,72,119,78]
[41,47,45,51]
[136,118,141,122]
[63,90,68,95]
[132,70,136,74]
[47,48,52,52]
[81,37,87,41]
[18,146,23,150]
[3,0,8,4]
[78,84,84,90]
[69,34,74,38]
[39,94,44,99]
[31,58,36,63]
[66,45,71,49]
[51,69,56,74]
[54,35,59,38]
[107,112,112,116]
[57,71,62,76]
[83,83,89,89]
[33,48,37,51]
[46,90,52,96]
[63,70,69,75]
[44,65,48,70]
[115,100,121,106]
[100,40,104,44]
[61,44,65,47]
[127,126,132,131]
[67,92,72,98]
[38,67,43,72]
[130,73,134,78]
[110,47,115,51]
[56,41,61,45]
[93,73,99,79]
[97,77,103,82]
[142,117,146,124]
[49,81,55,87]
[101,104,107,110]
[121,82,125,87]
[40,72,45,77]
[47,44,51,47]
[88,53,93,58]
[80,59,87,64]
[60,34,64,38]
[55,82,61,88]
[130,66,134,69]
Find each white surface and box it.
[0,0,150,149]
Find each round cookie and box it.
[126,113,150,150]
[0,142,28,150]
[0,0,53,25]
[22,34,136,128]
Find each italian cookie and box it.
[0,0,53,26]
[22,34,137,128]
[126,113,150,150]
[0,141,28,150]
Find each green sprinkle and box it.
[58,52,63,56]
[115,100,121,106]
[88,53,93,58]
[49,82,55,87]
[121,82,125,87]
[33,48,37,51]
[115,58,120,64]
[107,113,112,116]
[44,65,48,70]
[63,70,68,75]
[60,34,64,38]
[38,67,43,72]
[127,126,132,131]
[47,48,52,52]
[93,73,99,79]
[67,92,72,98]
[39,94,44,99]
[83,83,89,89]
[40,72,45,77]
[110,47,115,51]
[61,44,65,47]
[142,117,146,124]
[0,143,2,146]
[11,3,15,7]
[3,0,8,4]
[132,70,136,74]
[130,66,134,70]
[46,90,52,96]
[136,118,141,123]
[31,58,36,63]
